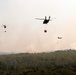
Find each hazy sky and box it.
[0,0,76,53]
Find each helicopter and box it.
[57,37,62,44]
[2,25,6,28]
[57,37,62,39]
[35,16,55,24]
[1,24,7,32]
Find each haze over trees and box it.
[0,49,76,75]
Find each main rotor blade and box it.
[35,18,44,20]
[49,18,56,21]
[51,18,56,19]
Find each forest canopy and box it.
[0,49,76,75]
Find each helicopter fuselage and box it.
[58,37,62,39]
[43,19,50,24]
[4,25,6,28]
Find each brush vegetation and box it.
[0,49,76,75]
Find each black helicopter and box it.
[35,16,55,24]
[2,25,6,28]
[57,37,62,44]
[57,37,62,39]
[2,24,7,32]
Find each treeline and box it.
[0,49,76,75]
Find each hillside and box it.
[0,49,76,75]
